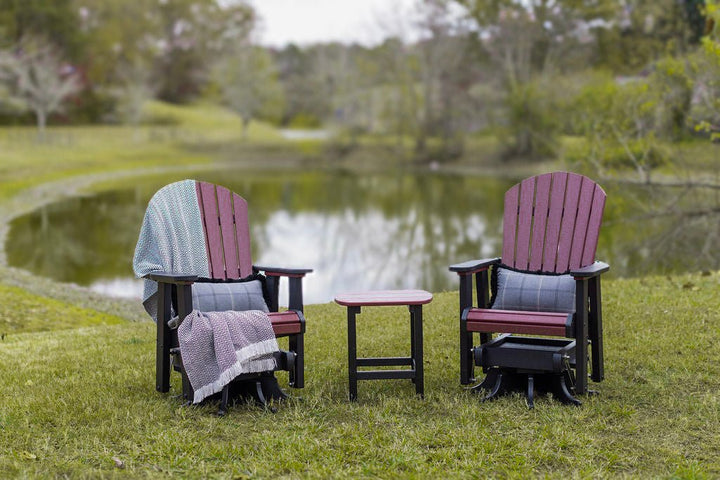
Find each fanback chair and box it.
[137,180,311,409]
[450,172,608,397]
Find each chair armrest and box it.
[449,257,501,274]
[145,272,198,284]
[253,265,313,277]
[571,261,610,279]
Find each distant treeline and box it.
[0,0,718,161]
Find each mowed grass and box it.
[1,272,718,478]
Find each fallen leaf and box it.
[20,451,37,460]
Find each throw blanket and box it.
[179,309,279,404]
[133,180,210,321]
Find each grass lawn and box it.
[1,103,718,478]
[0,272,719,478]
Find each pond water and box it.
[6,168,718,304]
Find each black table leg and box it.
[411,305,424,397]
[347,306,360,401]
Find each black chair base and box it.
[470,368,581,408]
[470,335,584,408]
[215,372,289,416]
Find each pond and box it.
[6,168,718,304]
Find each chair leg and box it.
[480,370,505,402]
[289,333,304,388]
[554,371,582,406]
[526,374,535,409]
[181,370,194,406]
[574,279,589,395]
[460,317,474,385]
[217,385,230,416]
[156,283,172,393]
[589,276,605,383]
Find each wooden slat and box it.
[542,172,568,271]
[528,173,552,271]
[197,182,225,279]
[568,177,596,270]
[216,185,240,279]
[555,173,582,272]
[501,184,520,267]
[581,186,606,266]
[232,193,253,278]
[514,177,536,270]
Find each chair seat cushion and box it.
[465,308,572,337]
[491,266,575,313]
[191,280,269,313]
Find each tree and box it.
[214,44,283,139]
[453,0,615,159]
[0,36,81,140]
[412,0,477,161]
[695,0,720,140]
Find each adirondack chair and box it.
[449,172,608,402]
[136,180,311,412]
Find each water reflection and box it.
[6,169,718,304]
[6,170,510,304]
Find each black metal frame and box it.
[472,335,580,408]
[345,304,424,401]
[150,265,311,411]
[450,258,608,396]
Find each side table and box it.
[334,290,433,401]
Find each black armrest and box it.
[253,265,313,277]
[146,272,198,284]
[449,257,501,274]
[571,261,610,279]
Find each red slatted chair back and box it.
[196,181,254,280]
[501,172,606,273]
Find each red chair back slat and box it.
[582,186,606,266]
[528,173,552,271]
[514,177,536,270]
[502,185,519,263]
[197,182,226,278]
[232,193,253,278]
[555,173,582,272]
[216,185,241,279]
[196,181,254,280]
[541,172,568,270]
[501,172,605,273]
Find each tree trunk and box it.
[36,108,47,143]
[241,117,250,141]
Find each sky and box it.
[246,0,421,47]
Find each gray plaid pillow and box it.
[191,280,269,313]
[491,267,575,313]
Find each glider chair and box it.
[449,172,608,405]
[134,180,311,413]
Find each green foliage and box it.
[500,80,560,160]
[650,56,694,140]
[287,113,322,129]
[1,274,720,477]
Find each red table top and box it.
[334,289,433,307]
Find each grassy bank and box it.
[1,273,719,478]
